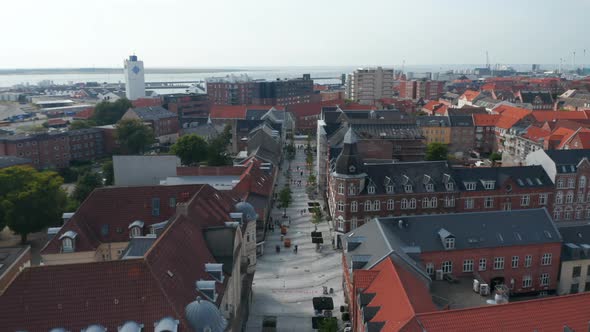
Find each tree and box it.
[318,318,338,332]
[306,152,314,170]
[285,143,296,161]
[69,120,95,130]
[72,171,103,203]
[490,152,502,162]
[310,205,323,226]
[307,173,317,189]
[425,142,448,161]
[0,166,67,243]
[92,98,132,125]
[102,160,114,185]
[171,134,209,166]
[278,185,292,217]
[206,125,232,166]
[115,119,155,154]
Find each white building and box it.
[123,55,146,100]
[557,225,590,295]
[345,67,394,104]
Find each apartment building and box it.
[345,67,394,104]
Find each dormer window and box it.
[445,237,455,249]
[154,317,179,332]
[128,220,145,238]
[205,263,224,282]
[404,184,413,193]
[386,185,394,194]
[426,183,434,192]
[482,181,495,190]
[368,185,375,194]
[438,228,455,250]
[464,182,476,191]
[196,280,217,301]
[446,182,454,191]
[59,230,78,253]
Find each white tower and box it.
[123,55,145,100]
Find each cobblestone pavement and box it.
[246,144,344,331]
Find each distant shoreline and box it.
[0,68,251,75]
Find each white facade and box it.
[558,259,590,295]
[113,155,179,186]
[124,55,146,100]
[345,67,394,104]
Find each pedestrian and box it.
[300,171,303,177]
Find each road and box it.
[246,142,344,331]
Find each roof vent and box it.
[154,317,180,332]
[205,263,224,282]
[398,219,408,229]
[118,321,144,332]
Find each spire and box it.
[343,126,357,145]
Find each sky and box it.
[1,0,589,68]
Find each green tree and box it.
[307,173,317,188]
[171,134,209,166]
[72,171,103,203]
[0,166,67,243]
[102,160,114,185]
[115,119,155,154]
[306,152,314,170]
[69,120,95,130]
[285,143,296,161]
[490,152,502,162]
[206,125,232,166]
[92,98,132,125]
[425,142,448,161]
[318,318,338,332]
[278,185,292,217]
[310,205,323,225]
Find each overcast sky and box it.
[1,0,589,68]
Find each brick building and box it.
[162,93,210,125]
[473,114,500,154]
[448,115,475,157]
[122,106,180,144]
[327,128,554,246]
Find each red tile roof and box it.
[493,105,532,129]
[47,118,68,126]
[522,126,551,141]
[176,166,246,176]
[558,128,590,149]
[0,202,232,331]
[531,110,588,123]
[422,101,444,112]
[472,114,500,126]
[73,107,95,120]
[460,90,480,101]
[415,292,590,332]
[42,185,206,254]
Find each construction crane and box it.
[486,51,490,70]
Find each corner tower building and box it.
[124,55,145,100]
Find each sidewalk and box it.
[246,145,344,332]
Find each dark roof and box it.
[0,246,29,277]
[362,161,453,194]
[378,209,560,253]
[448,115,474,127]
[557,225,590,261]
[0,156,31,168]
[452,165,553,190]
[520,90,554,104]
[335,128,365,176]
[545,149,590,173]
[448,108,486,116]
[415,116,450,127]
[120,236,157,258]
[352,123,423,140]
[130,106,176,121]
[245,109,268,120]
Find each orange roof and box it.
[423,101,443,112]
[480,83,496,91]
[558,128,590,149]
[460,90,480,101]
[472,114,500,126]
[434,105,448,115]
[522,126,551,141]
[415,292,590,332]
[73,107,95,120]
[362,258,436,331]
[493,104,532,129]
[532,111,588,122]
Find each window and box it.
[364,201,372,211]
[337,201,344,212]
[442,261,452,274]
[522,275,532,288]
[539,193,548,205]
[465,182,476,191]
[101,224,109,236]
[422,198,429,208]
[446,182,454,191]
[409,198,417,209]
[571,283,580,293]
[337,218,345,231]
[368,185,375,194]
[386,199,394,211]
[556,192,563,204]
[511,256,519,268]
[493,257,505,270]
[568,178,575,188]
[553,208,562,220]
[351,217,357,229]
[520,195,530,207]
[576,207,583,220]
[566,191,574,204]
[463,259,474,272]
[587,192,590,203]
[573,266,582,278]
[404,184,413,193]
[62,238,73,252]
[524,255,532,267]
[479,258,486,271]
[445,237,455,250]
[426,183,434,192]
[465,198,474,209]
[151,198,160,216]
[585,282,590,292]
[373,200,380,211]
[565,207,573,220]
[444,196,455,207]
[483,181,495,190]
[425,263,434,275]
[351,201,358,212]
[348,184,356,195]
[541,253,552,265]
[338,183,344,195]
[386,185,394,194]
[401,199,408,209]
[540,273,550,286]
[586,207,590,219]
[130,226,142,238]
[169,197,176,207]
[484,197,494,208]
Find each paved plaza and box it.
[246,144,344,331]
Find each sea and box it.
[0,64,543,88]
